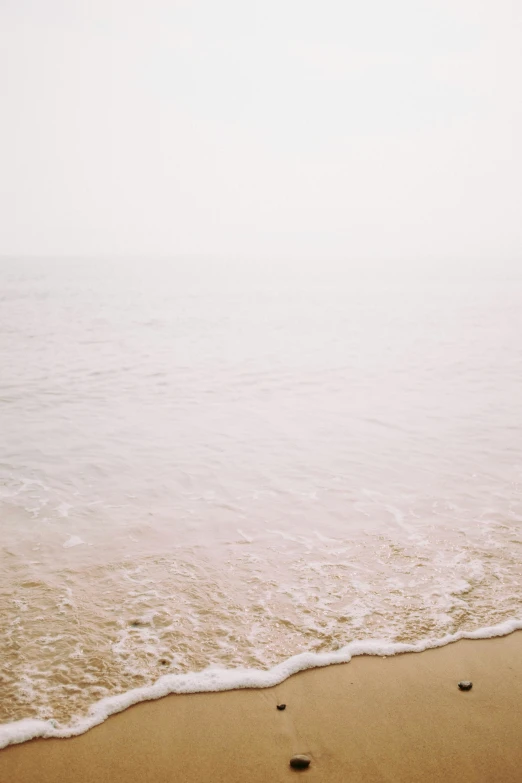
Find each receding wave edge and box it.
[2,617,521,750]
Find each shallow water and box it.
[1,258,521,738]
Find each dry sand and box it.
[1,631,521,783]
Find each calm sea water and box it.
[1,258,521,735]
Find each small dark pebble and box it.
[458,681,473,691]
[290,755,311,770]
[159,659,169,666]
[277,704,286,711]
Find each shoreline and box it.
[2,617,522,749]
[1,631,522,782]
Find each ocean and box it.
[1,257,521,747]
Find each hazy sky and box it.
[1,0,521,261]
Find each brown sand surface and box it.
[1,631,521,783]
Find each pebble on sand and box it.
[290,755,311,770]
[458,681,473,691]
[277,704,286,711]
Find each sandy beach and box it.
[1,631,521,783]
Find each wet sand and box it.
[1,631,521,783]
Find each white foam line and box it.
[2,617,521,750]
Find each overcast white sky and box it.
[0,0,521,261]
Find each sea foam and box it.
[1,617,521,750]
